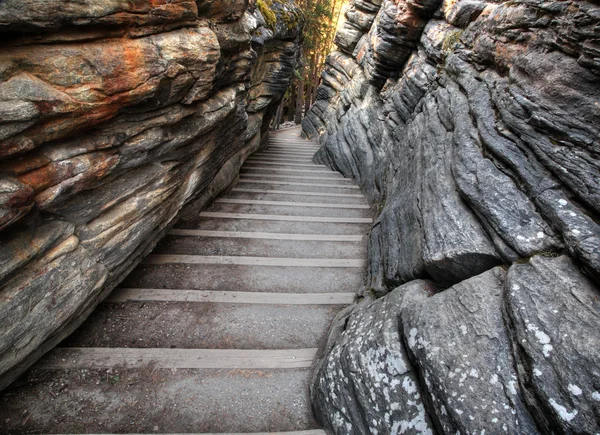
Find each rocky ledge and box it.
[0,0,302,391]
[303,0,600,432]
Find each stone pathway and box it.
[0,127,373,434]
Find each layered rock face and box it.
[0,0,301,391]
[304,0,600,432]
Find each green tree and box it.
[273,0,347,128]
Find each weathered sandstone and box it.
[0,0,302,391]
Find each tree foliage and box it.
[273,0,347,127]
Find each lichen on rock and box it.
[304,0,600,432]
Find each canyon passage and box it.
[1,0,600,434]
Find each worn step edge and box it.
[242,166,333,174]
[243,161,325,168]
[107,288,356,305]
[54,431,327,435]
[238,180,360,189]
[267,142,319,146]
[265,147,319,152]
[33,348,318,370]
[199,212,373,223]
[259,149,317,154]
[143,255,367,268]
[231,188,364,198]
[240,174,352,182]
[247,158,318,165]
[248,156,313,162]
[169,229,364,241]
[215,199,370,209]
[267,145,321,149]
[259,151,317,156]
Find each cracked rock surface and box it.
[304,0,600,432]
[0,0,302,391]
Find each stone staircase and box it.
[0,127,373,434]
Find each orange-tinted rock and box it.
[0,0,302,393]
[0,176,35,231]
[0,27,220,159]
[0,0,199,32]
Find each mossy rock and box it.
[256,0,303,36]
[256,0,277,30]
[442,29,464,54]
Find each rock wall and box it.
[0,0,302,391]
[303,0,600,432]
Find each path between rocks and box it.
[0,127,374,434]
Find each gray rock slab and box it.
[401,268,539,434]
[312,281,437,434]
[505,255,600,434]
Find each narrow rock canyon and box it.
[1,0,600,433]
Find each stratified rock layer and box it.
[304,0,600,432]
[0,0,302,390]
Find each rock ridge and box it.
[0,0,302,391]
[303,0,600,432]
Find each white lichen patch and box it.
[408,328,418,348]
[568,384,582,396]
[591,391,600,401]
[549,398,578,422]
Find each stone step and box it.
[205,201,372,218]
[264,143,316,149]
[243,161,326,168]
[142,255,366,268]
[176,214,372,235]
[122,263,366,293]
[0,367,318,433]
[215,198,366,208]
[169,229,364,241]
[246,158,320,165]
[229,187,362,196]
[153,233,367,258]
[62,300,342,349]
[239,173,353,183]
[52,432,326,435]
[255,150,316,156]
[262,145,319,154]
[38,348,318,370]
[107,288,355,305]
[247,156,314,164]
[237,179,360,192]
[226,188,368,205]
[267,142,319,148]
[241,166,339,175]
[198,211,373,223]
[263,146,319,151]
[259,151,317,157]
